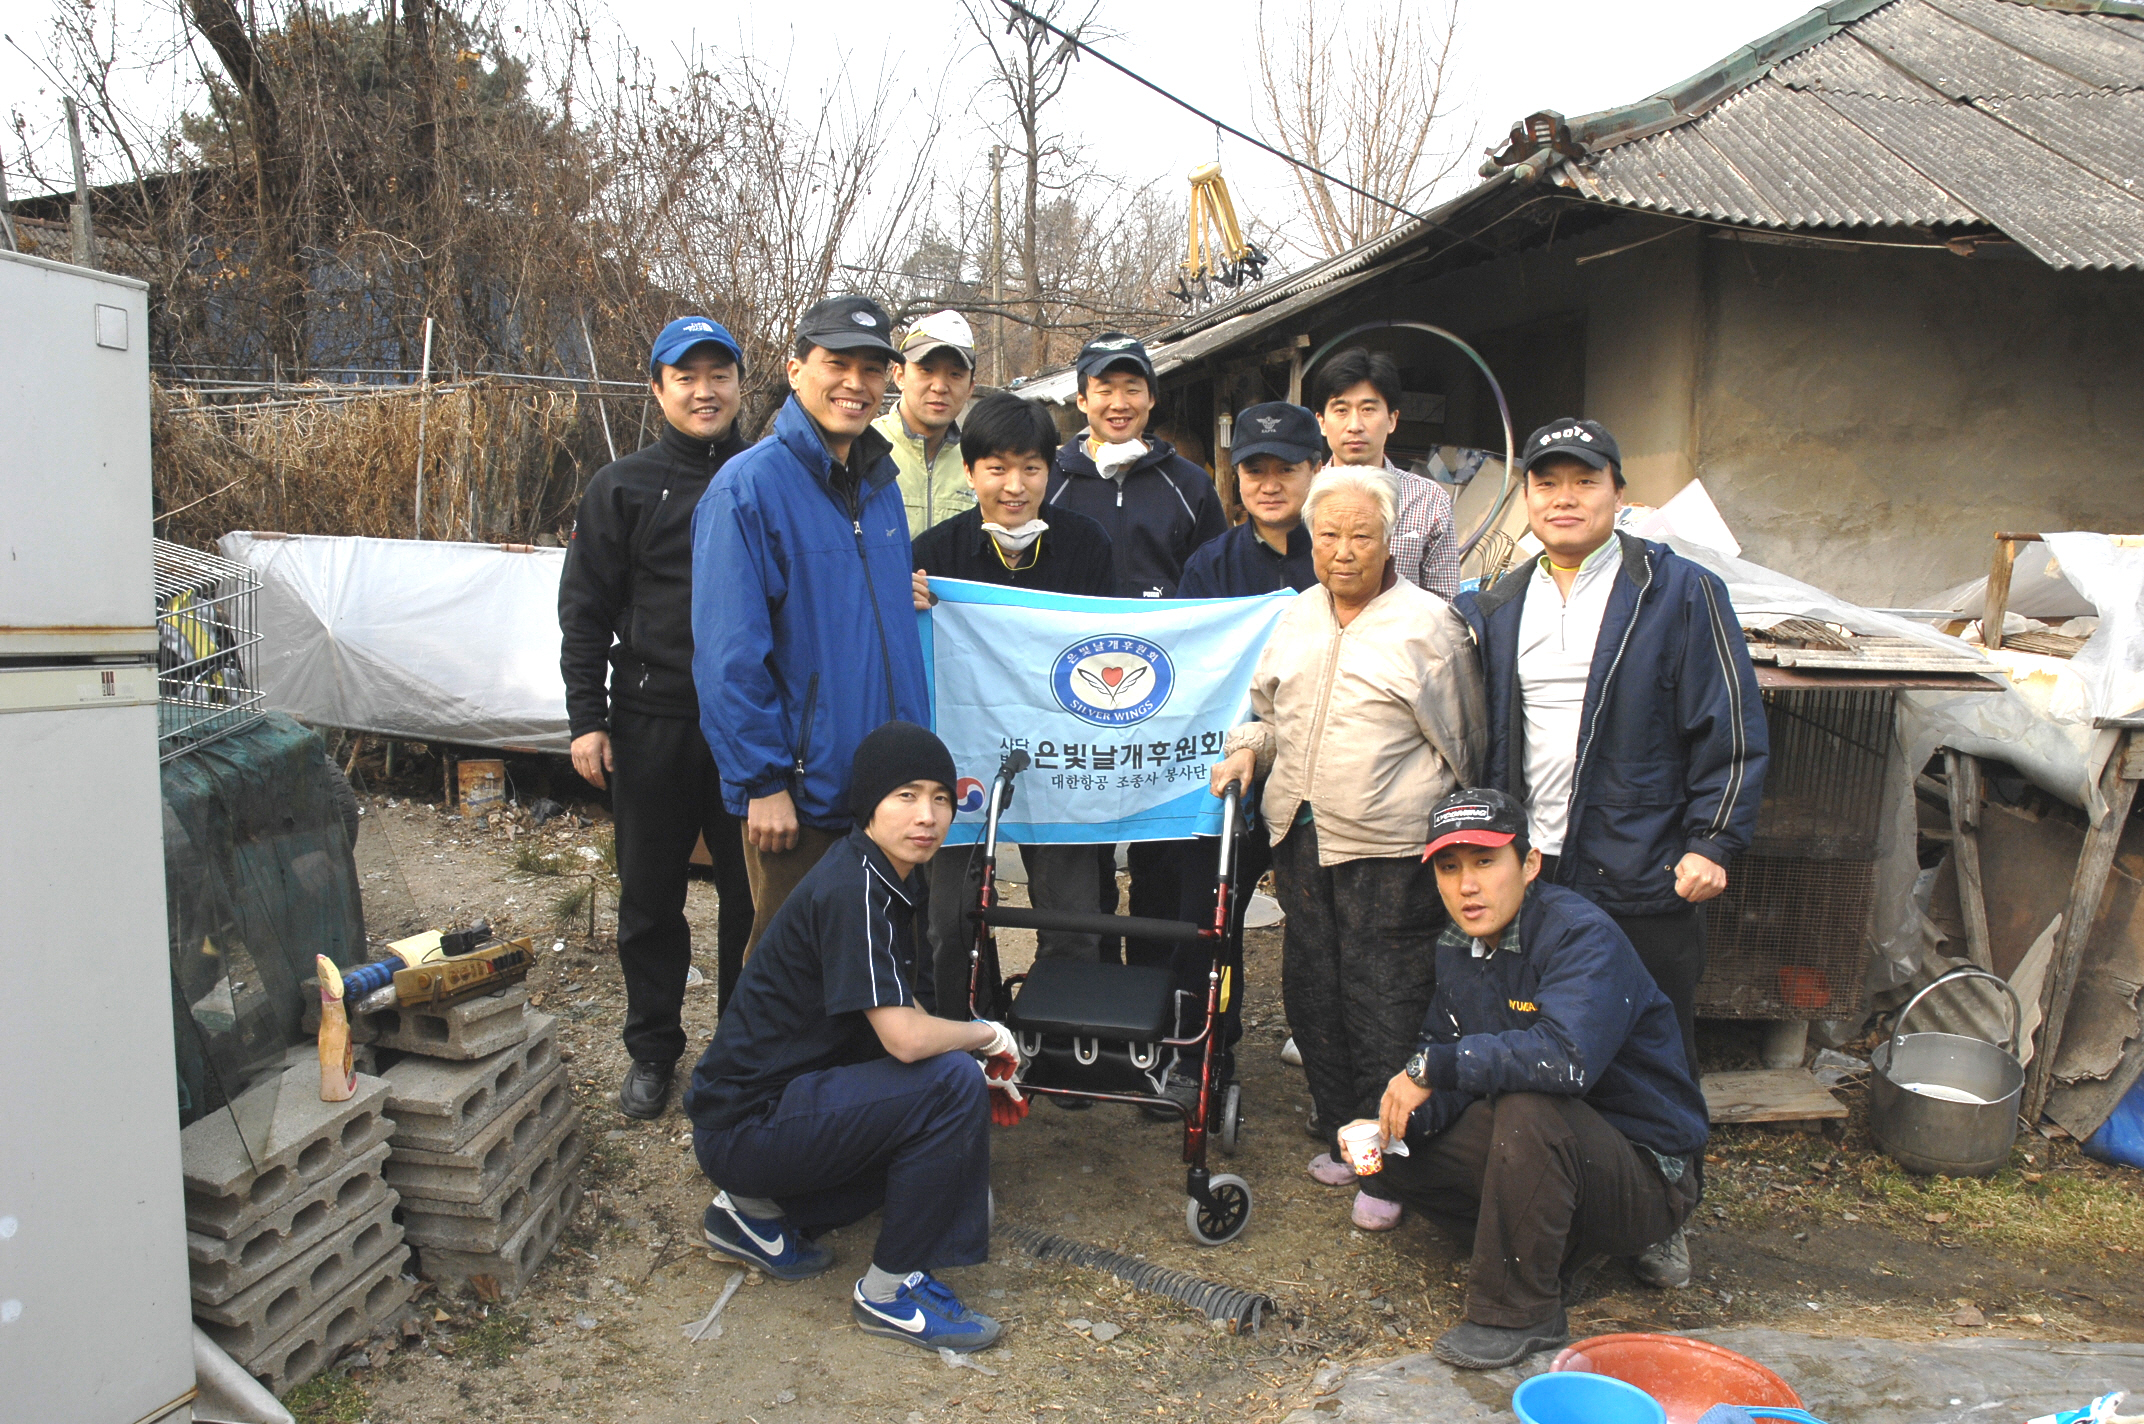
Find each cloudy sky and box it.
[4,0,1814,260]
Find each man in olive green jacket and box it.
[876,310,979,536]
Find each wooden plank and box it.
[1947,751,1994,972]
[1984,536,2021,652]
[2023,728,2144,1123]
[1702,1068,1849,1125]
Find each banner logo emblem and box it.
[955,777,987,814]
[1052,635,1174,727]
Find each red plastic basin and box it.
[1550,1334,1801,1424]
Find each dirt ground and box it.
[300,773,2144,1424]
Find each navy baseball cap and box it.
[795,295,901,359]
[1522,417,1622,476]
[1423,786,1528,860]
[648,316,744,376]
[1232,401,1322,466]
[1075,332,1156,386]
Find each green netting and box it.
[164,712,365,1128]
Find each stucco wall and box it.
[1691,239,2144,605]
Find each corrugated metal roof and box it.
[1579,0,2144,269]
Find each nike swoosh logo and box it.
[734,1214,787,1255]
[859,1299,929,1333]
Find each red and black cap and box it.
[1423,786,1528,860]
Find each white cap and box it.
[898,309,976,367]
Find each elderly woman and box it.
[1209,464,1485,1232]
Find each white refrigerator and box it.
[0,249,196,1422]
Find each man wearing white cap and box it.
[877,310,980,537]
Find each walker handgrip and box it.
[1891,965,2023,1054]
[975,906,1209,944]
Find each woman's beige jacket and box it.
[1226,578,1486,865]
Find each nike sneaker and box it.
[701,1192,834,1281]
[851,1271,1003,1352]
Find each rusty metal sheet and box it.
[1922,0,2144,89]
[1977,91,2144,191]
[1686,82,1977,227]
[1816,86,2144,267]
[1854,0,2112,99]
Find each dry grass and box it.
[153,379,599,551]
[1707,1099,2144,1265]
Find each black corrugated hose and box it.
[998,1223,1272,1333]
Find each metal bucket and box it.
[1869,967,2024,1176]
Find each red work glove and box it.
[983,1049,1029,1126]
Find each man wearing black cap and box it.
[1456,418,1766,1289]
[693,296,935,963]
[560,315,756,1119]
[1044,332,1229,967]
[1370,786,1708,1370]
[684,722,1018,1354]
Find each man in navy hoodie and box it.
[1374,788,1709,1370]
[1456,417,1765,1289]
[1044,332,1228,966]
[692,296,933,959]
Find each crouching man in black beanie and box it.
[682,721,1021,1353]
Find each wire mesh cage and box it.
[155,538,265,761]
[1746,688,1894,860]
[1700,857,1877,1020]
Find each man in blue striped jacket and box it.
[1456,417,1766,1291]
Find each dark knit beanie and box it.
[849,720,958,825]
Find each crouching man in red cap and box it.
[1370,787,1709,1370]
[684,721,1023,1354]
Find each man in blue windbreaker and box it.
[692,295,932,957]
[1456,417,1765,1290]
[1374,788,1709,1371]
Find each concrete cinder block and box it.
[187,1141,392,1305]
[416,1178,583,1302]
[381,1064,570,1205]
[368,986,530,1060]
[182,1067,396,1239]
[236,1244,414,1395]
[382,1015,558,1153]
[194,1196,404,1350]
[399,1111,586,1254]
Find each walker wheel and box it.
[1186,1173,1252,1246]
[1218,1083,1243,1157]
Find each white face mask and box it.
[983,519,1048,553]
[1092,439,1148,480]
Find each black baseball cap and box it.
[1423,786,1528,860]
[1522,417,1622,477]
[795,295,901,360]
[1074,332,1156,386]
[1232,402,1322,466]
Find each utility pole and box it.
[64,97,93,267]
[989,144,1004,389]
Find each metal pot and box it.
[1869,967,2024,1177]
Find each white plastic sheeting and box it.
[219,532,570,752]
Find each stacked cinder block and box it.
[379,1006,585,1300]
[182,1066,413,1393]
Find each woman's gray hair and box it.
[1303,465,1399,540]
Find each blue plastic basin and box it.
[1514,1370,1668,1424]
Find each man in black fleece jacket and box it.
[1374,788,1708,1371]
[559,316,755,1120]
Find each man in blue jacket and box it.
[693,296,933,957]
[1374,788,1708,1370]
[1456,417,1765,1289]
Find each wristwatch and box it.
[1404,1047,1432,1090]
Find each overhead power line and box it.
[994,0,1486,252]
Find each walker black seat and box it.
[1007,960,1175,1042]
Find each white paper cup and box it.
[1338,1119,1384,1175]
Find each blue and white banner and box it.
[921,579,1296,845]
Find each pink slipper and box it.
[1352,1190,1403,1231]
[1308,1152,1355,1186]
